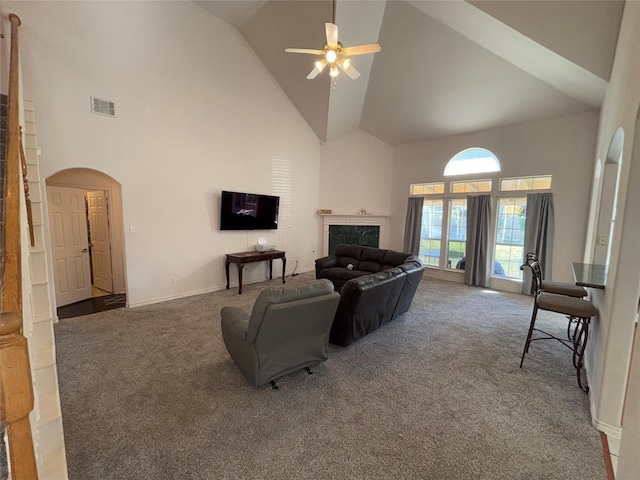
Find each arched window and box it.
[444,148,501,176]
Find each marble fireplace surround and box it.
[320,214,390,256]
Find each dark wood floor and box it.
[57,294,126,320]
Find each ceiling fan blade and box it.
[306,66,322,80]
[342,43,381,56]
[285,48,325,55]
[325,22,338,48]
[339,62,360,80]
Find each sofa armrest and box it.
[315,254,338,276]
[316,254,338,269]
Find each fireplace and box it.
[321,214,389,256]
[328,225,380,254]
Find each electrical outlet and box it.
[171,277,176,284]
[597,234,608,246]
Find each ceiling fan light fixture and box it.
[284,13,380,81]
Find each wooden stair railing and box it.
[0,13,39,480]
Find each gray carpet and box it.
[54,273,605,479]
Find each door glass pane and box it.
[419,199,443,267]
[494,198,527,278]
[448,199,467,270]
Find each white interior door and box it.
[86,190,113,293]
[47,186,92,306]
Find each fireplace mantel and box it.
[320,214,390,256]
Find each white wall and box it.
[390,110,599,283]
[583,2,640,467]
[319,129,394,216]
[4,1,322,306]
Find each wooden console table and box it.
[225,250,286,294]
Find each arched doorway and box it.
[45,168,126,314]
[593,127,624,267]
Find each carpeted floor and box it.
[54,273,605,479]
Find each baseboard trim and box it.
[127,268,316,308]
[592,417,622,439]
[423,268,523,294]
[128,286,222,308]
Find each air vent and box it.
[90,97,116,117]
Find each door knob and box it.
[81,248,89,253]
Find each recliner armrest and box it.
[220,306,250,340]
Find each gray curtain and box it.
[522,192,555,294]
[464,195,492,287]
[403,197,424,254]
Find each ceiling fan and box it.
[284,3,381,80]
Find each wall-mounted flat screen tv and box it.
[220,191,280,230]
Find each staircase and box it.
[22,100,69,479]
[1,12,68,479]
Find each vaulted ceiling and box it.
[195,0,624,146]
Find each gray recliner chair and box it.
[220,279,340,388]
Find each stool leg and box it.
[567,316,576,342]
[574,318,590,392]
[520,303,539,368]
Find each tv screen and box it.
[220,191,280,231]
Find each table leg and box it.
[237,263,245,294]
[269,259,273,280]
[225,260,230,289]
[281,257,286,284]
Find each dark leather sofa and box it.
[315,244,425,347]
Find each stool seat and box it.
[537,292,597,317]
[540,280,587,298]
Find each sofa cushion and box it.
[382,250,412,269]
[333,245,362,269]
[359,247,386,272]
[337,256,360,269]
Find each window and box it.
[444,148,501,176]
[494,197,527,278]
[447,199,467,269]
[411,147,551,283]
[410,182,445,195]
[500,175,552,191]
[451,179,492,193]
[419,199,443,267]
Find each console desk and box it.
[225,250,286,294]
[572,262,606,289]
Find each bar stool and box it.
[525,252,587,298]
[520,258,597,392]
[524,252,588,341]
